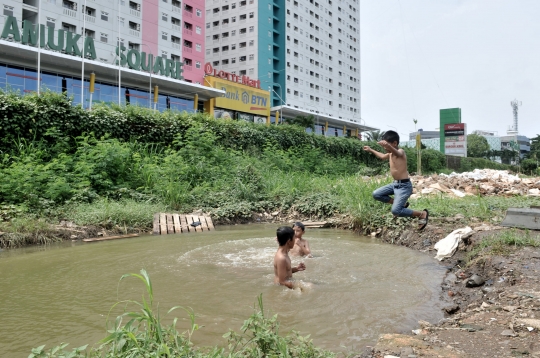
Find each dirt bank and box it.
[359,222,540,358]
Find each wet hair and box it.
[382,130,400,145]
[276,226,295,246]
[293,222,305,232]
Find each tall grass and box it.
[29,270,336,358]
[466,229,540,264]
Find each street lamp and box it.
[140,43,153,109]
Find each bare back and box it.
[273,249,292,285]
[389,149,409,180]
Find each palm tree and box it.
[284,115,315,131]
[364,130,386,142]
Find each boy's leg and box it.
[390,182,414,217]
[372,183,395,204]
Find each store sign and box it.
[204,63,260,89]
[205,76,269,116]
[444,123,467,157]
[1,16,183,80]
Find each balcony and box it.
[63,8,76,17]
[183,46,192,53]
[130,8,140,17]
[184,64,193,71]
[172,42,181,49]
[184,11,193,18]
[172,5,181,13]
[172,24,182,32]
[183,28,192,36]
[85,14,96,23]
[129,29,140,36]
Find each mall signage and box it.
[444,123,467,157]
[204,63,260,89]
[1,16,183,80]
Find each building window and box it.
[196,61,201,68]
[162,32,168,40]
[249,40,254,46]
[196,26,201,34]
[231,2,236,9]
[206,22,210,28]
[231,57,236,63]
[249,12,254,18]
[249,54,254,60]
[101,10,108,21]
[196,43,201,51]
[62,22,76,32]
[85,29,95,39]
[231,43,236,50]
[196,9,202,16]
[249,26,254,32]
[231,30,236,36]
[239,70,246,75]
[46,17,56,28]
[249,68,254,74]
[231,16,236,23]
[162,13,168,21]
[3,5,14,16]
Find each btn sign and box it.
[205,76,270,116]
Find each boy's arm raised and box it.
[378,141,405,158]
[363,146,390,160]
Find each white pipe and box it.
[81,0,87,107]
[37,0,42,94]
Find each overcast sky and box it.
[360,0,538,141]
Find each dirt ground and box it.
[356,222,540,358]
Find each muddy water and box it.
[0,225,445,356]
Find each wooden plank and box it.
[186,215,195,232]
[83,234,139,242]
[160,213,167,235]
[166,214,174,234]
[152,213,160,235]
[180,214,190,233]
[206,216,215,230]
[199,215,209,231]
[172,214,182,233]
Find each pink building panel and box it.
[182,0,205,83]
[142,0,159,56]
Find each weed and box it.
[466,230,540,264]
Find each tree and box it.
[364,130,386,142]
[528,134,540,160]
[284,115,315,131]
[467,134,490,158]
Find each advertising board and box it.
[444,123,467,157]
[205,76,270,117]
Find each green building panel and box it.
[439,108,461,153]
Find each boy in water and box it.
[290,222,312,258]
[363,130,429,230]
[274,226,306,289]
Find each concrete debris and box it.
[410,169,540,198]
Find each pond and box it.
[0,224,446,356]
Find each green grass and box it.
[0,216,60,248]
[466,229,540,264]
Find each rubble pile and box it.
[410,169,540,198]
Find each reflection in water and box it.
[0,225,445,356]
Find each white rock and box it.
[450,189,466,198]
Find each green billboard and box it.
[440,108,461,153]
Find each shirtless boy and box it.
[290,222,312,258]
[363,130,429,230]
[274,226,306,289]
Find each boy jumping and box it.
[363,130,429,230]
[274,226,306,289]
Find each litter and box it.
[434,227,473,261]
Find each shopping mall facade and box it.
[0,0,375,136]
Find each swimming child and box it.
[290,222,312,258]
[363,130,429,230]
[274,226,306,289]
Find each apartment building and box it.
[204,0,375,136]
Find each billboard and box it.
[204,76,270,117]
[444,123,467,157]
[440,108,461,153]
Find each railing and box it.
[172,5,181,13]
[85,14,96,23]
[183,28,192,36]
[63,8,76,17]
[221,23,228,28]
[184,64,193,71]
[213,39,219,44]
[239,33,246,38]
[222,10,228,15]
[129,29,140,36]
[183,46,192,53]
[172,42,181,49]
[172,24,182,32]
[184,11,192,18]
[129,8,140,17]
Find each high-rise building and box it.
[204,0,373,136]
[0,0,222,109]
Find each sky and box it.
[360,0,539,141]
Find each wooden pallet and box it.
[152,213,215,235]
